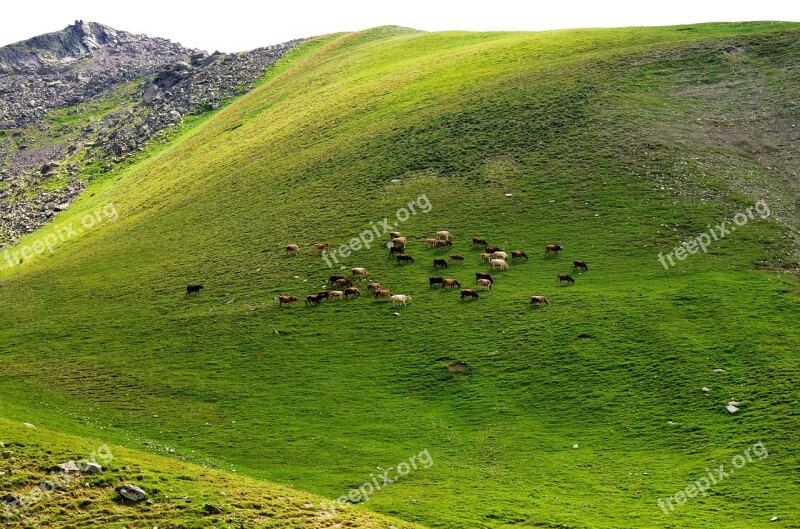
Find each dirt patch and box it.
[447,362,468,372]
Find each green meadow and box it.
[1,22,798,528]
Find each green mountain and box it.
[1,22,798,528]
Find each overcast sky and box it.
[3,1,800,52]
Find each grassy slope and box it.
[1,23,799,529]
[0,418,427,528]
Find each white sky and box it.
[2,0,799,52]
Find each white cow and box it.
[491,259,509,270]
[492,251,508,260]
[436,230,452,241]
[390,294,411,306]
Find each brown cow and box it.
[477,279,492,290]
[286,244,300,255]
[389,231,402,240]
[530,295,549,305]
[472,237,488,246]
[434,240,452,248]
[344,287,360,298]
[352,267,369,277]
[545,244,563,255]
[426,238,438,248]
[314,242,330,251]
[375,289,393,300]
[573,260,589,271]
[475,272,493,284]
[480,252,492,262]
[443,278,461,289]
[367,282,382,293]
[557,274,575,285]
[485,246,503,254]
[511,251,528,260]
[449,254,464,261]
[278,295,297,305]
[392,237,407,248]
[460,288,479,300]
[334,278,353,288]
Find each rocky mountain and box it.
[0,21,302,248]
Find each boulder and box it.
[117,483,146,501]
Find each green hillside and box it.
[1,23,799,528]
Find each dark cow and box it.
[186,284,204,296]
[433,259,448,268]
[557,274,575,285]
[329,275,346,283]
[573,260,589,271]
[449,254,464,261]
[485,246,503,254]
[475,272,493,284]
[305,294,322,305]
[317,291,330,300]
[434,240,452,248]
[389,231,402,240]
[429,277,445,288]
[334,278,353,288]
[545,244,563,255]
[511,251,528,260]
[472,237,488,246]
[389,245,405,256]
[344,287,360,298]
[397,253,415,264]
[460,288,479,300]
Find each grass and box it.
[0,22,798,528]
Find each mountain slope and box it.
[1,23,798,529]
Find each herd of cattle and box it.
[187,231,588,307]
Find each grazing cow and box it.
[472,237,488,246]
[485,246,503,254]
[334,278,353,288]
[314,242,330,251]
[545,244,563,255]
[389,231,402,240]
[278,295,298,305]
[392,237,407,248]
[491,259,509,270]
[317,291,330,300]
[426,238,438,248]
[352,267,369,277]
[375,289,393,300]
[390,294,411,307]
[436,230,452,241]
[475,272,493,284]
[329,290,345,299]
[329,275,346,283]
[492,251,508,260]
[434,239,452,248]
[460,288,479,300]
[433,259,448,268]
[530,295,549,305]
[305,294,322,305]
[557,274,575,284]
[449,254,464,261]
[397,253,415,264]
[480,252,492,262]
[429,277,444,288]
[344,287,360,298]
[573,260,589,271]
[512,251,528,260]
[286,244,300,255]
[186,284,204,296]
[442,278,461,289]
[389,245,405,256]
[477,278,492,290]
[367,282,382,293]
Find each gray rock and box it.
[57,460,81,473]
[117,483,146,501]
[1,451,13,459]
